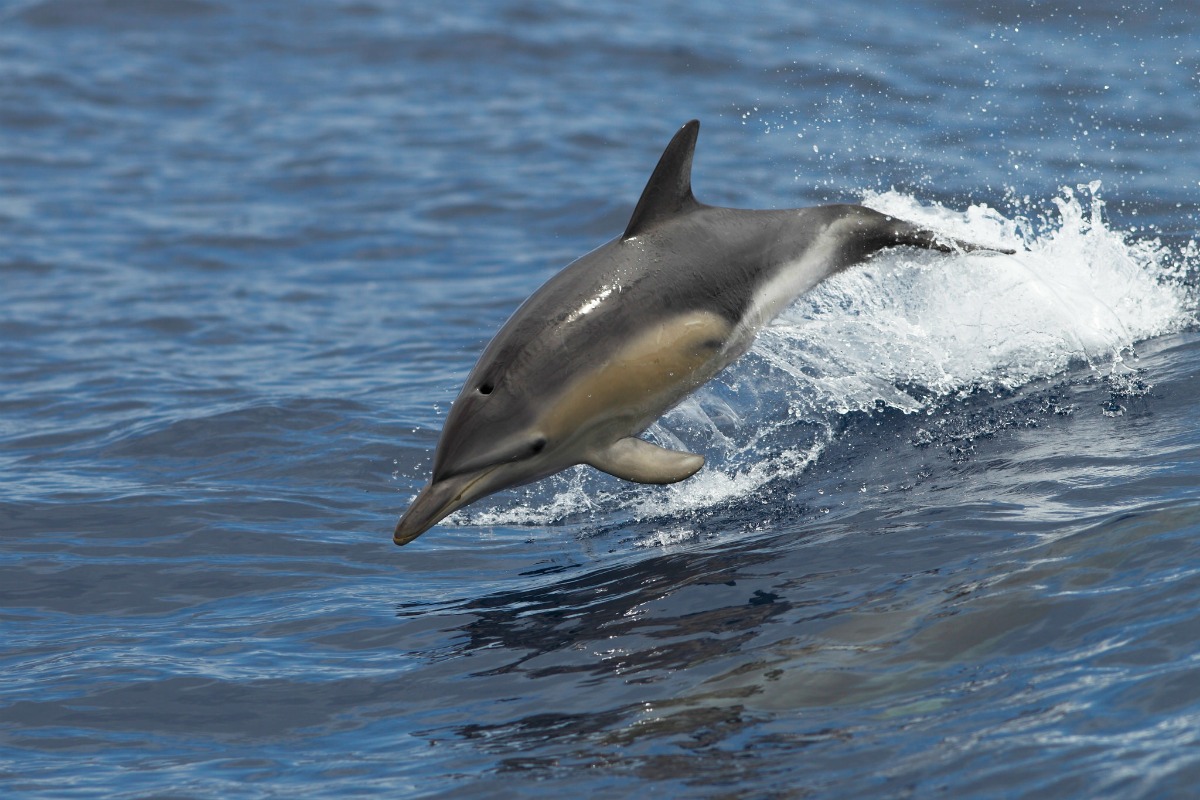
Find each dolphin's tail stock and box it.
[887,215,1016,255]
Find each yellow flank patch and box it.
[540,311,732,440]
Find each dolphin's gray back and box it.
[469,202,944,392]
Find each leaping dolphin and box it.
[393,120,1012,545]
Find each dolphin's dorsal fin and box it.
[588,436,704,484]
[622,120,701,240]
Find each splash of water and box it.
[465,187,1196,531]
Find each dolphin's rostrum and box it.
[393,120,1013,545]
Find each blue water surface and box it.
[3,1,1200,797]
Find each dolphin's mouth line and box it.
[451,465,500,509]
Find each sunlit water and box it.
[3,1,1200,798]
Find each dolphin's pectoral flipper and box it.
[588,437,705,484]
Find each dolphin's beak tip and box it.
[392,514,428,547]
[391,479,455,547]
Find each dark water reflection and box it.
[403,491,1200,795]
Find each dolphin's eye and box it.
[530,438,546,455]
[478,382,494,395]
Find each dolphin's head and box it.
[393,120,710,546]
[393,363,570,546]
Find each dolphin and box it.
[393,120,1012,545]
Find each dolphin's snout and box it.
[393,468,498,546]
[393,481,455,545]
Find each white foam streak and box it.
[463,187,1196,531]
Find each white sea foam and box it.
[463,187,1196,530]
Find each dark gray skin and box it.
[394,120,1013,545]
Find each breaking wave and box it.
[464,186,1196,534]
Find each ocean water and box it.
[3,1,1200,797]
